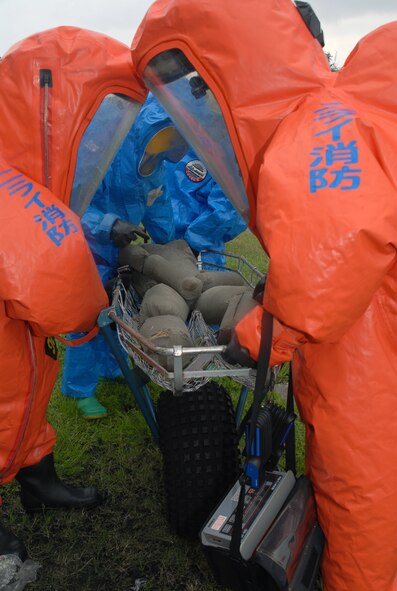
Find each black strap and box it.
[285,364,296,475]
[229,310,273,560]
[237,368,273,440]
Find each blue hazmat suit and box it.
[164,150,246,267]
[62,94,177,398]
[62,94,246,397]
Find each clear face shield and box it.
[138,125,189,177]
[70,94,141,217]
[142,49,250,222]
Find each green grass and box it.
[3,230,306,590]
[225,229,268,277]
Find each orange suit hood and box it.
[132,0,333,228]
[0,26,147,207]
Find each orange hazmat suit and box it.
[0,27,146,485]
[131,1,397,590]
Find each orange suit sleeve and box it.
[236,95,397,364]
[0,162,108,336]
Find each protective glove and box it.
[105,272,133,305]
[222,329,257,368]
[252,274,267,303]
[110,219,149,248]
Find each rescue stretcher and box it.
[97,250,264,441]
[98,251,313,564]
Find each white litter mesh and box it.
[113,280,257,392]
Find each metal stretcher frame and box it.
[97,251,263,442]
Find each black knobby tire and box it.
[157,382,241,538]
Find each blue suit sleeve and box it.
[142,194,176,244]
[81,204,119,245]
[184,182,246,250]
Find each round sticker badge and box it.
[185,160,208,183]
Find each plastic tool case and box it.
[201,476,324,591]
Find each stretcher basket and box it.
[101,251,271,539]
[109,250,264,394]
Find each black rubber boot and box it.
[0,521,28,561]
[15,453,102,513]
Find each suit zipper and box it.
[40,69,53,189]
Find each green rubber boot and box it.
[77,396,108,420]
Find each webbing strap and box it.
[55,324,100,347]
[285,365,296,474]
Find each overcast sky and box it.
[1,0,397,65]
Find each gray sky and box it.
[1,0,397,65]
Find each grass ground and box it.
[2,230,310,590]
